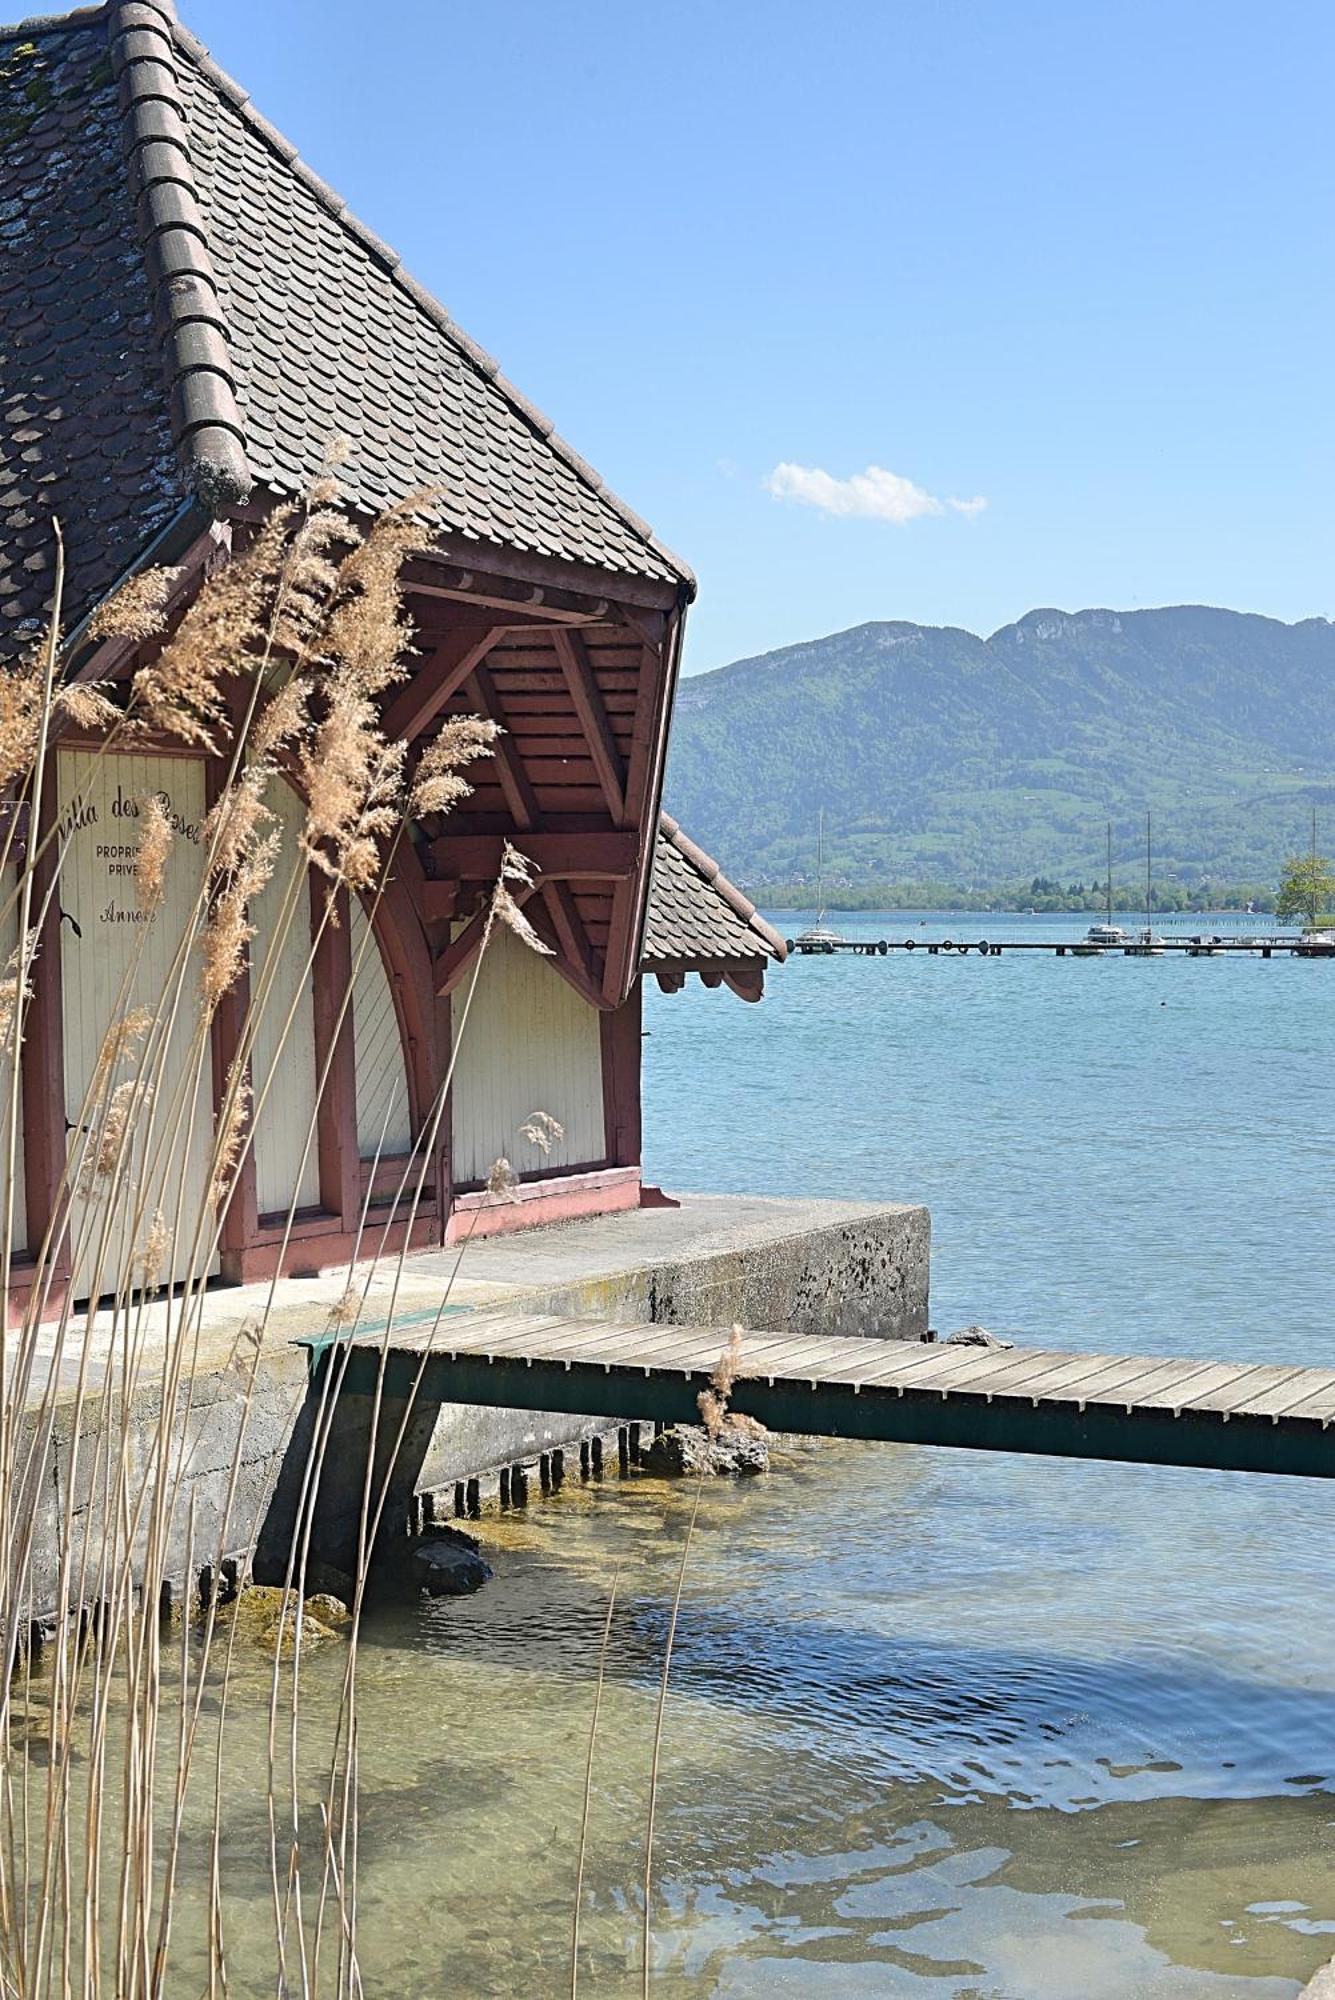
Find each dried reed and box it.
[0,473,558,2000]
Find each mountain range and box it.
[664,606,1335,904]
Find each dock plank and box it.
[322,1313,1335,1479]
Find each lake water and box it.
[44,913,1335,1995]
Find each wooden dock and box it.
[314,1310,1335,1480]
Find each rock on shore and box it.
[413,1526,493,1597]
[642,1421,770,1477]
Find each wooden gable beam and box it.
[542,880,601,984]
[433,905,493,998]
[532,886,608,1012]
[383,622,511,744]
[465,664,538,830]
[553,627,626,823]
[425,831,637,881]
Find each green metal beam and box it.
[316,1347,1335,1482]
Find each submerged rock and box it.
[304,1592,352,1628]
[641,1421,770,1478]
[413,1533,493,1598]
[945,1324,1013,1349]
[214,1586,345,1655]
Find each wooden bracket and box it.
[553,627,626,823]
[465,664,538,829]
[382,622,509,744]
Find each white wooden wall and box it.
[248,777,320,1217]
[0,866,26,1255]
[450,924,605,1186]
[350,894,411,1158]
[57,749,217,1294]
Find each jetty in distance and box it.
[788,929,1335,960]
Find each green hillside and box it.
[664,606,1335,906]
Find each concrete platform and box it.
[18,1193,929,1612]
[25,1193,928,1401]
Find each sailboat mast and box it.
[1145,810,1152,935]
[1106,821,1113,924]
[816,808,825,924]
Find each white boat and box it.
[794,811,845,952]
[1074,827,1126,952]
[793,920,845,953]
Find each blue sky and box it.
[188,0,1334,675]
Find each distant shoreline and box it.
[759,894,1274,917]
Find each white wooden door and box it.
[248,778,320,1219]
[58,750,218,1298]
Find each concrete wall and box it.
[22,1194,929,1613]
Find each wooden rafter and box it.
[611,605,683,1004]
[465,664,538,829]
[622,641,662,826]
[542,880,601,983]
[553,627,626,823]
[382,622,511,743]
[602,877,636,1006]
[426,831,637,882]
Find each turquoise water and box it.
[628,910,1335,1993]
[122,912,1335,1996]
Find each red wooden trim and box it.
[422,879,460,924]
[615,609,684,1001]
[5,1258,68,1329]
[464,665,538,829]
[541,880,599,984]
[601,878,636,1006]
[446,1163,640,1242]
[411,535,682,612]
[356,842,447,1212]
[381,621,510,744]
[552,627,626,822]
[227,1210,440,1284]
[67,520,230,687]
[432,905,492,999]
[206,754,259,1278]
[358,1150,417,1201]
[426,831,636,881]
[228,495,682,611]
[599,985,642,1168]
[622,640,663,827]
[311,878,360,1229]
[21,759,69,1269]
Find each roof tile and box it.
[641,816,787,974]
[0,0,691,654]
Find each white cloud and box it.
[764,461,987,524]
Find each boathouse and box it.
[0,0,785,1311]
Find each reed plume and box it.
[0,472,519,2000]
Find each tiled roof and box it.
[642,815,788,971]
[0,1,690,656]
[0,12,185,654]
